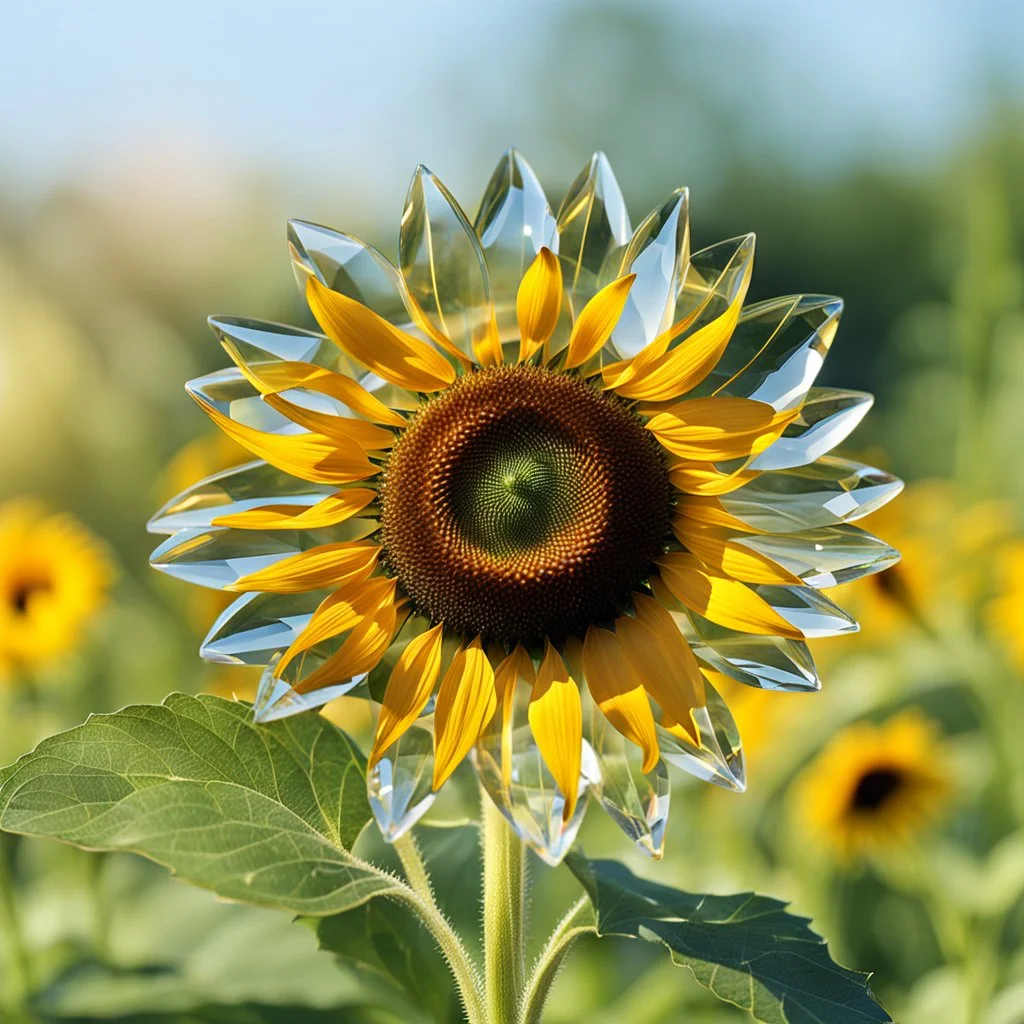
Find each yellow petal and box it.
[228,358,408,428]
[582,627,659,774]
[673,521,802,585]
[646,398,796,461]
[656,552,804,639]
[672,496,763,534]
[617,596,705,744]
[369,623,445,768]
[276,577,396,676]
[294,593,399,694]
[472,318,504,367]
[306,276,456,392]
[606,286,746,401]
[668,462,758,496]
[262,393,395,451]
[193,394,377,485]
[227,541,379,593]
[528,642,583,821]
[563,275,636,369]
[432,638,497,790]
[517,247,563,362]
[212,489,376,531]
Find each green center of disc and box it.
[447,429,576,555]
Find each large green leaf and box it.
[0,694,397,916]
[567,853,893,1024]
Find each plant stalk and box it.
[0,833,34,1017]
[393,832,487,1023]
[481,794,527,1023]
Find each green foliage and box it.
[567,853,893,1024]
[0,694,395,916]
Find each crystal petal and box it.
[748,388,873,471]
[752,583,858,638]
[700,294,842,410]
[187,368,298,436]
[148,461,337,535]
[474,149,558,339]
[657,682,745,792]
[610,189,689,359]
[652,580,820,691]
[252,653,368,723]
[288,220,412,328]
[474,671,596,867]
[368,719,437,841]
[200,589,328,665]
[734,525,899,588]
[719,457,904,532]
[400,166,496,361]
[208,316,420,415]
[585,691,670,858]
[150,524,376,589]
[556,153,631,311]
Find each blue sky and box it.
[2,0,1022,211]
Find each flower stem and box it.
[0,833,34,1018]
[519,895,594,1024]
[481,794,527,1023]
[392,832,487,1023]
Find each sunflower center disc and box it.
[380,366,671,644]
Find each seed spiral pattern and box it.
[380,366,671,644]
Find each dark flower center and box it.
[380,366,672,644]
[8,576,51,615]
[850,767,904,813]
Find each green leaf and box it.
[0,694,399,916]
[566,853,893,1024]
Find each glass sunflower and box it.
[150,151,903,863]
[0,499,113,678]
[795,711,950,861]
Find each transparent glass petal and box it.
[610,189,689,359]
[252,653,367,723]
[556,152,631,311]
[368,720,437,842]
[150,524,375,589]
[208,316,420,415]
[148,460,336,535]
[753,583,858,638]
[474,148,558,339]
[474,674,596,867]
[657,682,745,792]
[201,589,328,665]
[400,165,495,360]
[719,457,904,532]
[187,368,299,435]
[584,693,670,858]
[653,581,820,691]
[735,525,899,588]
[700,294,843,410]
[748,388,874,471]
[666,235,756,349]
[288,220,412,328]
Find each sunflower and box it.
[0,499,113,679]
[795,711,950,861]
[987,540,1024,674]
[149,151,903,863]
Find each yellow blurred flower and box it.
[987,540,1024,674]
[795,711,950,862]
[823,480,1011,643]
[0,500,114,678]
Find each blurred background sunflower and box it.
[2,1,1024,1021]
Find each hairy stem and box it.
[0,833,34,1017]
[519,895,595,1024]
[392,832,486,1023]
[482,794,527,1023]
